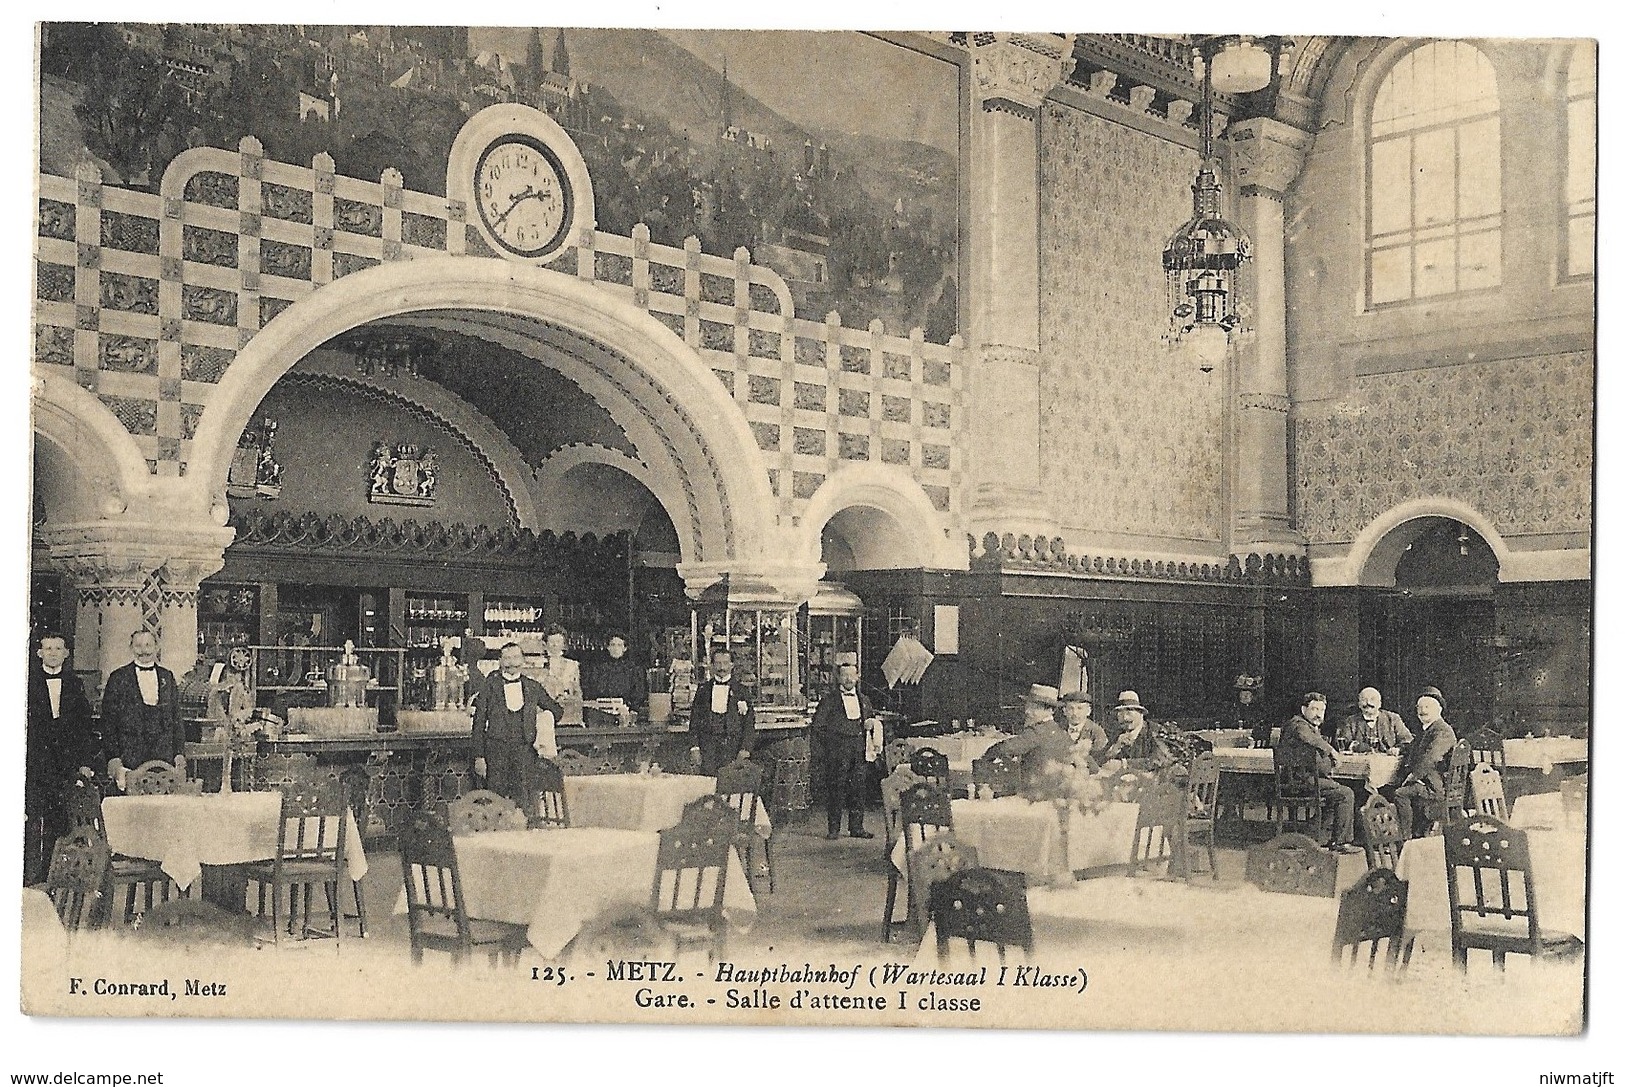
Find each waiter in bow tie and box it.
[25,631,100,883]
[688,647,755,775]
[472,641,562,808]
[811,662,878,839]
[101,628,182,786]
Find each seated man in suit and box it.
[1100,691,1173,771]
[1384,686,1458,839]
[986,684,1082,794]
[1336,686,1414,754]
[1277,692,1359,854]
[1059,692,1109,767]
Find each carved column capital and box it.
[1227,117,1314,199]
[41,520,235,591]
[966,32,1077,115]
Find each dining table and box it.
[1209,746,1401,789]
[395,826,756,959]
[1502,737,1589,774]
[101,790,368,893]
[1393,825,1586,945]
[563,773,771,838]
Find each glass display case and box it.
[690,604,803,709]
[800,583,864,701]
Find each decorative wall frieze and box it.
[967,32,1077,113]
[969,531,1311,584]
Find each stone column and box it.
[960,33,1075,537]
[1227,117,1313,555]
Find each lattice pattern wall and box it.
[1294,353,1593,544]
[34,138,963,523]
[1037,102,1224,543]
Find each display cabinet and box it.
[196,583,261,659]
[482,596,549,639]
[690,604,803,709]
[800,583,864,700]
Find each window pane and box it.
[1371,246,1412,304]
[1568,99,1597,206]
[1413,128,1456,227]
[1458,117,1501,219]
[1568,216,1595,278]
[1414,237,1457,297]
[1370,138,1412,237]
[1458,229,1500,290]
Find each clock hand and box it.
[488,185,536,231]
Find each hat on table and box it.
[1023,684,1061,708]
[1115,690,1149,714]
[1416,686,1447,712]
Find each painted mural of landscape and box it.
[39,24,960,341]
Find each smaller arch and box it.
[32,374,154,512]
[795,464,965,571]
[530,443,692,557]
[1343,498,1512,587]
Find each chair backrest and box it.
[398,809,471,946]
[882,739,913,776]
[1469,728,1505,769]
[1359,794,1405,871]
[1186,752,1221,819]
[1244,833,1338,897]
[448,788,528,835]
[899,781,954,853]
[1442,815,1544,950]
[971,752,1021,798]
[1444,741,1473,798]
[715,758,765,828]
[930,867,1033,963]
[907,833,979,931]
[1130,784,1182,871]
[880,766,923,844]
[45,828,110,932]
[1468,763,1507,818]
[909,746,950,787]
[276,777,348,866]
[530,756,569,827]
[1559,774,1588,824]
[127,759,198,796]
[63,779,105,835]
[1272,743,1321,802]
[649,802,734,931]
[1332,868,1410,972]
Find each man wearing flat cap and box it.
[1384,686,1457,839]
[1101,691,1172,769]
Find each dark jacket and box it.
[1398,719,1459,794]
[591,656,647,706]
[1337,708,1413,753]
[1103,723,1173,769]
[811,685,875,739]
[688,679,756,756]
[26,665,100,815]
[1278,713,1339,778]
[101,661,183,769]
[471,671,564,758]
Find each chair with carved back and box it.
[529,756,569,828]
[1469,728,1506,771]
[447,789,529,835]
[1469,763,1508,819]
[1272,743,1326,841]
[1128,783,1184,878]
[1244,833,1339,898]
[883,781,955,942]
[930,867,1033,965]
[1331,867,1412,973]
[649,797,737,962]
[1359,793,1406,871]
[1559,774,1587,829]
[1443,815,1584,971]
[1441,741,1474,825]
[909,746,950,790]
[126,758,202,797]
[715,758,772,894]
[905,833,979,943]
[44,828,111,932]
[397,809,528,967]
[1183,753,1221,880]
[882,739,913,777]
[243,777,350,948]
[63,779,173,925]
[971,752,1022,799]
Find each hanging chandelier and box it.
[1161,38,1256,373]
[337,328,440,379]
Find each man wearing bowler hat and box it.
[1385,686,1458,839]
[1102,691,1172,769]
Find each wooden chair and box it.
[1469,728,1506,770]
[971,752,1022,798]
[715,758,772,894]
[1244,833,1338,898]
[243,778,351,948]
[529,756,569,828]
[182,738,254,792]
[1359,793,1406,871]
[447,789,528,835]
[905,833,979,943]
[64,780,173,925]
[1442,740,1474,824]
[1559,774,1587,828]
[1129,784,1184,878]
[1272,744,1325,841]
[882,739,913,776]
[1332,867,1411,973]
[1469,763,1508,819]
[649,798,737,962]
[883,781,956,942]
[44,828,111,932]
[398,809,528,967]
[909,746,950,789]
[1443,815,1584,971]
[930,867,1033,965]
[126,758,202,796]
[1183,752,1221,880]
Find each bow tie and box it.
[43,670,61,678]
[136,665,157,673]
[503,677,523,684]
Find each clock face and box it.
[474,137,573,258]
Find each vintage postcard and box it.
[21,17,1597,1050]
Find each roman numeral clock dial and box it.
[474,137,573,258]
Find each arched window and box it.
[1564,43,1597,279]
[1367,42,1502,306]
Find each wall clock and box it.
[447,104,595,266]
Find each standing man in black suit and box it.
[811,663,877,840]
[688,648,755,775]
[471,642,562,808]
[25,632,101,883]
[101,629,182,788]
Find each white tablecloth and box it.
[904,734,1006,765]
[564,774,771,838]
[1394,829,1586,940]
[1503,738,1588,773]
[393,827,756,959]
[102,791,368,891]
[1510,792,1583,830]
[889,797,1140,880]
[1212,747,1400,789]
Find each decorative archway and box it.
[795,464,965,571]
[1340,498,1513,587]
[32,372,154,520]
[186,257,779,566]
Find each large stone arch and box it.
[187,257,779,566]
[795,464,965,571]
[32,373,155,521]
[1322,498,1513,587]
[529,442,688,550]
